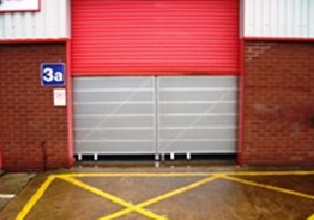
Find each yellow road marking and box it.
[14,171,314,220]
[308,213,314,220]
[222,175,314,200]
[16,176,55,220]
[57,173,208,178]
[226,170,314,176]
[55,170,314,178]
[59,176,168,220]
[99,175,219,220]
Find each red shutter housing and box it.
[71,0,239,75]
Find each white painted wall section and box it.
[244,0,314,38]
[0,0,70,39]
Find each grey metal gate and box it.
[157,76,237,156]
[73,76,237,159]
[73,76,156,159]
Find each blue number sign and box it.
[41,63,66,86]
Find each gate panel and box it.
[157,76,237,153]
[73,76,237,157]
[73,77,156,155]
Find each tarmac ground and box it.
[0,163,314,220]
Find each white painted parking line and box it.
[0,194,15,199]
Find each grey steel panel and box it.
[159,103,237,114]
[244,0,314,38]
[74,141,156,154]
[73,75,238,156]
[159,140,235,153]
[74,77,154,88]
[0,0,70,39]
[160,115,237,127]
[160,128,236,139]
[74,103,154,115]
[74,116,155,128]
[74,92,154,102]
[158,76,237,153]
[75,129,154,141]
[73,76,156,154]
[159,91,237,102]
[158,76,237,88]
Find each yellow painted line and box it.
[59,176,168,220]
[16,176,55,220]
[221,175,314,200]
[55,170,314,178]
[308,213,314,220]
[99,175,219,220]
[56,173,208,178]
[226,170,314,176]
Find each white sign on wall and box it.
[0,0,40,12]
[53,89,66,106]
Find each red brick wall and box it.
[243,41,314,166]
[0,43,68,171]
[1,42,313,169]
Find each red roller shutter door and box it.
[71,0,239,75]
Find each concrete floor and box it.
[0,165,314,220]
[0,173,35,211]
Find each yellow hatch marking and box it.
[222,175,314,200]
[16,176,55,220]
[56,173,208,178]
[99,175,219,220]
[308,213,314,220]
[59,176,168,220]
[15,171,314,219]
[55,170,314,178]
